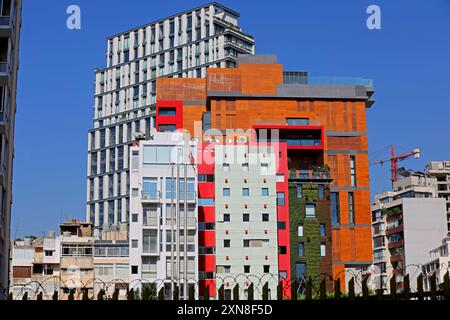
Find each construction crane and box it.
[371,145,421,186]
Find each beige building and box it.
[94,226,129,299]
[9,233,60,300]
[59,221,94,300]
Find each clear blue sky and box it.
[12,0,450,237]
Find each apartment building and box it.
[155,54,375,290]
[213,143,282,300]
[129,132,198,299]
[86,2,255,233]
[10,233,60,300]
[59,221,94,300]
[426,161,450,232]
[0,0,21,299]
[371,171,447,292]
[422,237,450,291]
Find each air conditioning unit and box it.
[133,132,146,140]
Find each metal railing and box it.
[289,170,331,180]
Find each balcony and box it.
[390,253,404,263]
[143,217,158,228]
[289,169,332,182]
[385,225,403,236]
[388,239,404,249]
[142,191,160,202]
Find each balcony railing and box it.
[388,239,404,249]
[165,191,197,201]
[385,225,403,236]
[143,217,158,227]
[390,253,404,263]
[289,170,331,181]
[142,191,160,201]
[0,16,10,26]
[143,244,158,254]
[0,62,7,73]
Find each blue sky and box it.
[12,0,450,237]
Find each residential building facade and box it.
[426,161,450,232]
[129,132,199,299]
[59,221,94,300]
[422,237,450,291]
[0,0,21,299]
[371,171,447,292]
[10,233,60,300]
[86,2,254,234]
[155,54,375,291]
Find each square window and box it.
[279,271,287,279]
[242,188,249,197]
[224,240,231,248]
[261,163,269,173]
[263,265,270,273]
[132,188,139,197]
[224,266,231,273]
[242,163,249,171]
[132,240,138,248]
[131,266,138,274]
[244,265,250,273]
[262,213,269,222]
[132,214,138,223]
[278,221,286,230]
[305,204,316,218]
[243,213,250,222]
[223,188,230,197]
[279,246,287,255]
[243,240,250,247]
[261,188,269,196]
[276,174,285,182]
[223,163,230,171]
[223,213,230,222]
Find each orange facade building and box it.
[156,54,375,283]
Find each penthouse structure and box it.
[155,54,376,295]
[86,2,255,233]
[426,161,450,232]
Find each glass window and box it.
[305,204,316,218]
[298,242,304,256]
[199,198,214,206]
[224,240,230,248]
[223,188,230,197]
[261,188,269,197]
[320,243,326,257]
[331,192,340,225]
[349,192,355,224]
[295,263,306,280]
[242,163,249,171]
[296,185,302,198]
[262,213,269,222]
[350,156,357,187]
[223,163,230,171]
[287,118,309,126]
[277,192,285,205]
[318,185,324,200]
[223,213,230,222]
[320,224,326,236]
[298,224,303,237]
[159,124,176,132]
[242,188,249,197]
[243,213,249,222]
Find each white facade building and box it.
[129,132,198,299]
[214,144,279,300]
[422,237,450,291]
[86,2,254,233]
[0,0,22,299]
